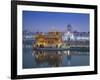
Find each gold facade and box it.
[35,32,62,48]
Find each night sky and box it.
[23,11,89,32]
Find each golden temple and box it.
[34,31,62,48]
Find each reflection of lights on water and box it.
[32,50,89,61]
[68,60,71,66]
[62,50,72,66]
[63,50,89,55]
[58,51,61,54]
[63,51,67,54]
[32,51,36,56]
[63,50,70,56]
[32,53,34,56]
[32,51,63,67]
[24,45,32,48]
[31,50,88,67]
[68,50,70,55]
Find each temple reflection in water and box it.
[23,45,89,68]
[31,50,89,68]
[33,51,63,67]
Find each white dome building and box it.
[62,24,75,41]
[62,31,75,41]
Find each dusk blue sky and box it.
[23,11,89,32]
